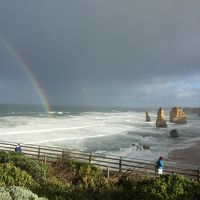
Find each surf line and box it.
[0,125,99,135]
[30,134,107,144]
[0,35,51,113]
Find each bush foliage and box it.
[36,177,71,200]
[118,173,200,200]
[70,161,109,191]
[0,186,47,200]
[0,150,200,200]
[0,151,48,180]
[0,163,35,188]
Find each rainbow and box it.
[0,36,51,113]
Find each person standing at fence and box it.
[156,156,164,175]
[15,144,22,153]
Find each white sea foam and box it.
[0,110,199,160]
[29,132,119,144]
[0,125,100,135]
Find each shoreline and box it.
[166,138,200,166]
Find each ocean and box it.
[0,105,199,161]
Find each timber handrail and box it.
[0,140,199,180]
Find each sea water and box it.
[0,105,199,161]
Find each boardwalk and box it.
[0,140,199,181]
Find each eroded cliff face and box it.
[170,107,187,124]
[156,108,167,128]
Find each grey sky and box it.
[0,0,200,108]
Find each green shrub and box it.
[117,173,145,200]
[0,151,20,164]
[70,161,109,191]
[0,151,49,180]
[2,151,200,200]
[36,177,71,200]
[0,181,6,188]
[140,174,200,200]
[0,187,11,200]
[0,186,47,200]
[16,159,48,180]
[8,186,47,200]
[0,163,35,189]
[118,174,200,200]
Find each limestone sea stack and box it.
[145,111,151,122]
[156,108,167,128]
[169,107,187,124]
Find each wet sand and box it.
[167,140,200,167]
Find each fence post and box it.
[62,149,65,160]
[198,169,200,182]
[44,155,47,165]
[119,157,122,172]
[38,146,41,160]
[89,152,92,163]
[107,166,110,179]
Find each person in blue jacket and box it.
[15,144,22,153]
[156,156,164,175]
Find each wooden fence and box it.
[0,140,199,181]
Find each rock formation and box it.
[142,144,150,150]
[156,108,167,128]
[145,111,151,122]
[170,129,179,138]
[132,143,150,150]
[169,107,187,124]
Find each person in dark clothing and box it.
[15,144,22,153]
[156,156,164,175]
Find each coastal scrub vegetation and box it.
[0,150,200,200]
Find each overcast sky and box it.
[0,0,200,108]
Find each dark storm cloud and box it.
[0,0,200,107]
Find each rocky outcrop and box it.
[132,143,150,150]
[142,144,150,150]
[156,108,167,128]
[145,111,151,122]
[170,129,179,137]
[169,107,187,124]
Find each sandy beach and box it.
[167,139,200,167]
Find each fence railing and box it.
[0,140,199,181]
